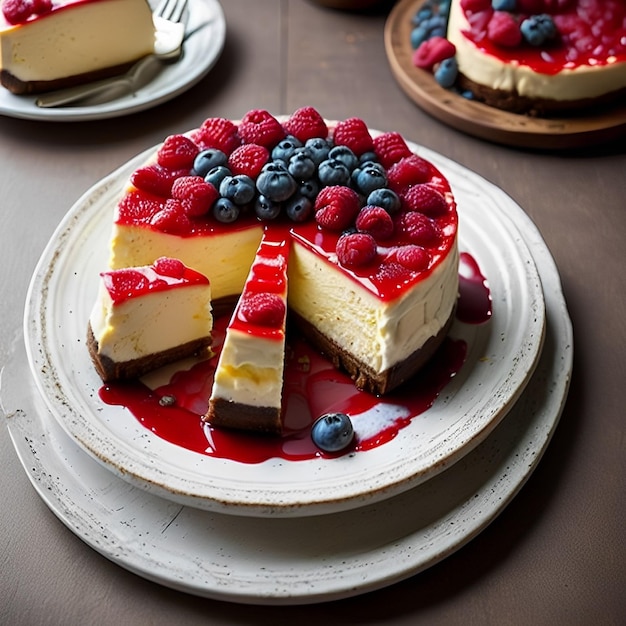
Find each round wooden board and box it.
[384,0,626,149]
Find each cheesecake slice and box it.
[88,257,212,382]
[205,231,290,435]
[1,0,155,95]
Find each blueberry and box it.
[192,148,227,177]
[254,194,281,220]
[311,412,354,453]
[213,197,240,223]
[521,14,556,46]
[288,150,316,181]
[219,174,256,205]
[328,145,358,172]
[299,179,320,200]
[367,188,401,215]
[354,161,387,195]
[410,24,430,49]
[271,135,303,164]
[285,194,313,222]
[256,162,298,202]
[204,165,231,189]
[359,151,378,165]
[434,56,458,89]
[492,0,515,11]
[317,158,351,187]
[304,137,331,166]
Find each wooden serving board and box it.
[384,0,626,149]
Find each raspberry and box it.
[153,257,186,278]
[387,155,433,194]
[130,164,188,197]
[355,206,394,241]
[487,12,522,47]
[314,185,361,231]
[2,0,51,24]
[283,106,328,143]
[109,269,149,299]
[397,212,442,246]
[239,292,285,328]
[157,135,199,170]
[149,199,192,234]
[227,143,269,178]
[394,245,431,272]
[413,36,456,70]
[336,233,377,268]
[332,118,375,157]
[192,117,241,155]
[373,132,413,169]
[237,109,285,148]
[460,0,491,11]
[171,176,218,217]
[401,184,448,216]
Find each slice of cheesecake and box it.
[88,257,212,382]
[1,0,155,95]
[205,231,290,435]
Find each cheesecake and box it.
[206,231,290,435]
[88,257,212,382]
[95,108,460,432]
[444,0,626,115]
[0,0,155,95]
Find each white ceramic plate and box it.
[4,196,571,602]
[0,0,225,122]
[23,140,546,517]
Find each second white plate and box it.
[24,140,545,517]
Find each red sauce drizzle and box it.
[99,253,491,463]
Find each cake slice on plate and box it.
[88,257,212,383]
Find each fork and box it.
[36,0,188,108]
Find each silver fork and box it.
[36,0,188,108]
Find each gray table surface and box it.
[1,1,625,624]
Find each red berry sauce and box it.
[99,253,491,463]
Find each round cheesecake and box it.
[0,0,155,95]
[96,107,460,433]
[445,0,626,115]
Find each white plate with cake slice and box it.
[23,138,546,518]
[6,188,571,602]
[0,0,225,122]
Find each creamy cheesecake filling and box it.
[288,240,459,375]
[447,0,626,102]
[0,0,155,83]
[90,280,212,363]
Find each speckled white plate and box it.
[0,0,225,122]
[23,139,546,517]
[4,201,571,601]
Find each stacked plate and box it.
[7,139,572,605]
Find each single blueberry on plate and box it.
[311,412,355,453]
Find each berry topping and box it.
[461,0,491,11]
[311,412,354,453]
[283,106,328,143]
[520,14,557,46]
[156,135,199,170]
[366,188,401,214]
[227,143,269,178]
[401,183,448,216]
[373,132,412,169]
[130,164,188,197]
[192,117,241,155]
[314,185,361,231]
[336,232,377,268]
[2,0,51,24]
[487,11,522,47]
[394,245,431,272]
[153,257,186,278]
[239,292,285,327]
[413,36,456,70]
[192,148,227,177]
[353,161,387,195]
[171,176,218,217]
[212,197,240,223]
[355,206,394,241]
[149,199,191,234]
[219,174,256,205]
[256,162,298,202]
[387,154,433,192]
[317,157,351,187]
[397,211,442,246]
[271,136,304,163]
[332,117,375,157]
[237,109,286,148]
